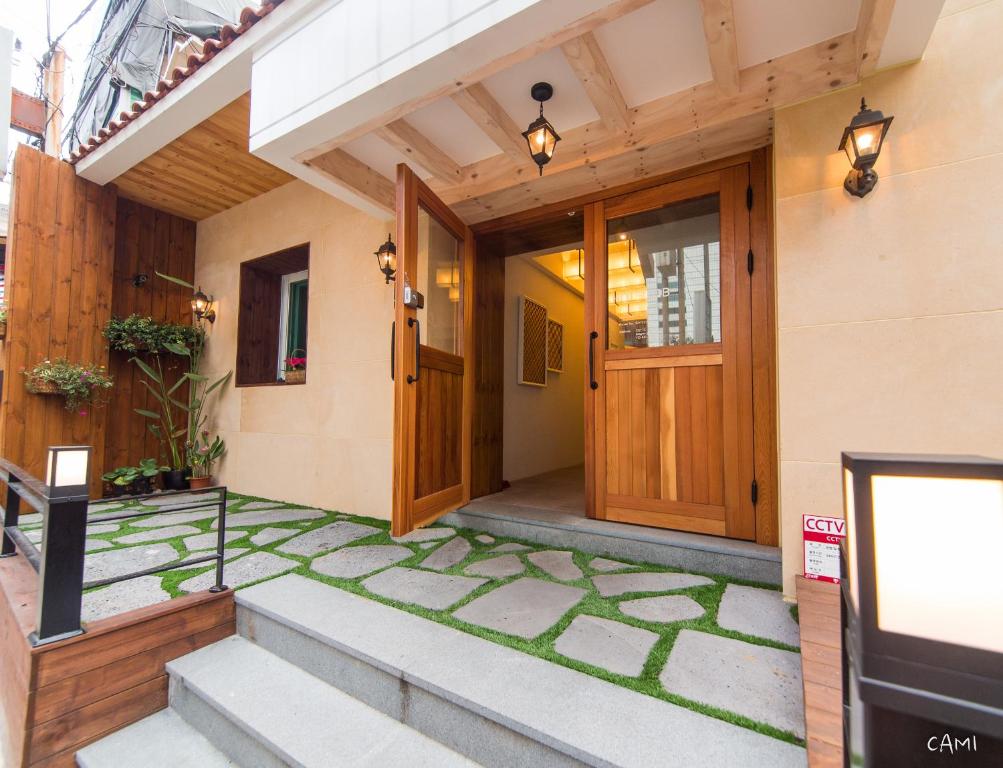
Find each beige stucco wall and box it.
[503,257,586,482]
[195,180,395,518]
[774,0,1003,595]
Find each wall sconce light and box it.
[375,233,397,284]
[838,98,893,198]
[840,452,1003,764]
[191,287,216,324]
[522,82,560,176]
[45,445,92,498]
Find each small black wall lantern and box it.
[191,287,216,323]
[840,452,1003,765]
[375,233,397,283]
[522,82,560,176]
[838,98,893,198]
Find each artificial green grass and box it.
[78,492,804,747]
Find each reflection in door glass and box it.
[606,194,720,350]
[415,206,462,355]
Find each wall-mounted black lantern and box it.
[838,98,893,198]
[841,452,1003,765]
[522,82,560,176]
[375,233,397,284]
[191,287,216,324]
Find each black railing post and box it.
[209,487,228,593]
[1,469,22,557]
[32,495,88,646]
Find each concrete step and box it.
[166,634,480,768]
[75,709,237,768]
[443,500,782,584]
[237,574,806,768]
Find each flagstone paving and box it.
[312,545,413,578]
[184,530,245,551]
[86,539,115,552]
[420,536,471,571]
[555,615,659,677]
[362,567,486,610]
[592,571,714,597]
[249,527,298,547]
[528,550,582,581]
[717,584,801,647]
[619,595,706,623]
[590,557,637,573]
[178,551,298,593]
[275,521,381,556]
[660,629,806,738]
[464,554,524,578]
[77,492,805,747]
[393,526,455,543]
[453,578,586,639]
[214,507,327,529]
[116,524,203,544]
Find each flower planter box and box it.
[27,378,61,395]
[285,369,306,384]
[0,321,7,339]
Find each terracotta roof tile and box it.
[69,0,287,164]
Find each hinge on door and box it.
[746,185,753,210]
[747,249,754,275]
[751,479,759,506]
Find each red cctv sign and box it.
[803,515,845,584]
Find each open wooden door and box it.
[585,167,756,539]
[392,165,474,537]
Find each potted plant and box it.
[188,432,225,489]
[104,314,205,354]
[101,458,168,496]
[23,359,113,413]
[284,349,306,384]
[101,466,135,496]
[0,303,7,339]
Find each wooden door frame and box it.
[392,164,474,536]
[470,148,778,546]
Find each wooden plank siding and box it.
[0,552,234,768]
[104,198,196,472]
[796,576,843,768]
[1,146,197,491]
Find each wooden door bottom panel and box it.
[605,354,723,371]
[413,484,464,521]
[606,494,726,521]
[605,506,727,536]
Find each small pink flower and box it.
[79,409,88,417]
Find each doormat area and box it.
[53,492,804,746]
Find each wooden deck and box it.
[796,575,843,768]
[0,551,234,768]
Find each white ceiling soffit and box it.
[878,0,945,69]
[733,0,860,69]
[592,0,711,108]
[404,98,500,167]
[342,133,436,182]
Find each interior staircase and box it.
[76,574,805,768]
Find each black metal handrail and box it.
[0,448,229,646]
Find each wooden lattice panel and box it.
[518,296,547,387]
[547,318,564,373]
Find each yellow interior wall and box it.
[195,180,395,518]
[774,0,1003,595]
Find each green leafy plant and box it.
[101,458,168,495]
[103,314,204,354]
[0,303,8,324]
[188,431,225,479]
[23,358,113,412]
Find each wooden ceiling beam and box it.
[560,32,630,134]
[855,0,897,77]
[699,0,741,96]
[375,119,462,183]
[450,83,531,167]
[306,149,395,212]
[297,0,656,161]
[429,30,857,208]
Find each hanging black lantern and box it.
[522,82,560,176]
[838,98,894,198]
[374,233,397,284]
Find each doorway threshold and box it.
[444,470,780,585]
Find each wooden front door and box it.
[585,167,756,539]
[392,165,474,537]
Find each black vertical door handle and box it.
[589,331,599,390]
[390,321,395,380]
[407,317,420,384]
